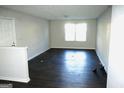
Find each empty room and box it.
[0,5,124,88]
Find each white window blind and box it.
[65,23,75,41]
[75,23,87,41]
[65,23,87,41]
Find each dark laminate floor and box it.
[0,49,107,88]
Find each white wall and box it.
[107,5,124,88]
[50,20,97,49]
[96,7,112,72]
[0,7,49,60]
[0,47,30,82]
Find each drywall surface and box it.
[107,5,124,88]
[96,7,112,72]
[0,7,49,60]
[0,47,30,82]
[50,20,97,49]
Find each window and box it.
[65,23,75,41]
[65,23,87,41]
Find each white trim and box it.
[51,46,95,50]
[28,48,50,60]
[95,50,107,73]
[12,19,17,46]
[28,47,95,61]
[0,76,30,83]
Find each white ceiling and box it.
[1,5,109,20]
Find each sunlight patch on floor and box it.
[64,51,87,72]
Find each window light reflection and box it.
[64,51,87,72]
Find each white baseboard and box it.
[95,50,107,73]
[28,48,50,61]
[28,47,95,61]
[51,47,95,50]
[0,76,30,83]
